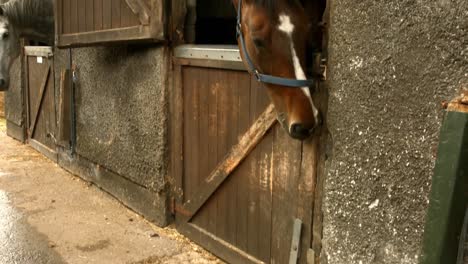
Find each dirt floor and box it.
[0,118,223,264]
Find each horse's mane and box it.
[2,0,54,43]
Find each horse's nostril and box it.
[289,123,310,140]
[0,79,5,87]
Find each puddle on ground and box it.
[0,190,66,264]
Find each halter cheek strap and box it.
[236,0,315,88]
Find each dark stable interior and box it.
[195,0,237,45]
[193,0,327,77]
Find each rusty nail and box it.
[441,101,448,109]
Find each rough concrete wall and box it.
[71,45,169,193]
[323,1,468,263]
[5,58,24,125]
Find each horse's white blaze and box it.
[278,14,294,34]
[278,14,319,125]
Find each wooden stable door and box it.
[25,47,57,161]
[172,53,320,264]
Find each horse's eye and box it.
[2,32,8,39]
[252,37,266,49]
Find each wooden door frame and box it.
[170,56,271,264]
[169,48,325,263]
[24,46,58,162]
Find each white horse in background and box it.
[0,0,54,91]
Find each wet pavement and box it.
[0,119,222,264]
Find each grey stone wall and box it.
[55,45,171,226]
[72,46,169,192]
[322,0,468,263]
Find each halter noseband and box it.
[236,0,315,88]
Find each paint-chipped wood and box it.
[172,52,326,263]
[55,0,165,47]
[25,53,57,158]
[58,69,71,147]
[170,0,187,44]
[447,90,468,113]
[29,66,51,136]
[125,0,150,25]
[181,103,276,220]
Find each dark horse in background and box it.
[0,0,54,91]
[232,0,326,140]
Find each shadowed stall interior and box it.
[186,0,237,44]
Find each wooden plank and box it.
[180,103,277,221]
[78,0,86,32]
[29,66,51,137]
[44,58,56,150]
[125,0,150,25]
[111,0,121,28]
[271,124,303,264]
[121,0,132,27]
[6,120,26,143]
[169,0,187,44]
[94,0,103,31]
[173,58,245,71]
[85,0,94,32]
[57,26,155,47]
[24,47,53,57]
[183,67,200,205]
[103,0,112,29]
[216,70,229,240]
[298,138,319,264]
[61,0,70,34]
[311,134,326,263]
[29,139,57,163]
[149,0,165,40]
[224,70,241,246]
[177,223,263,264]
[58,69,71,147]
[311,62,329,264]
[171,64,184,212]
[24,54,31,137]
[206,68,218,236]
[70,0,78,33]
[235,73,252,252]
[56,0,166,47]
[193,65,211,229]
[246,75,260,257]
[254,80,273,262]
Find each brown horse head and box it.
[233,0,323,140]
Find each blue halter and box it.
[236,0,315,88]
